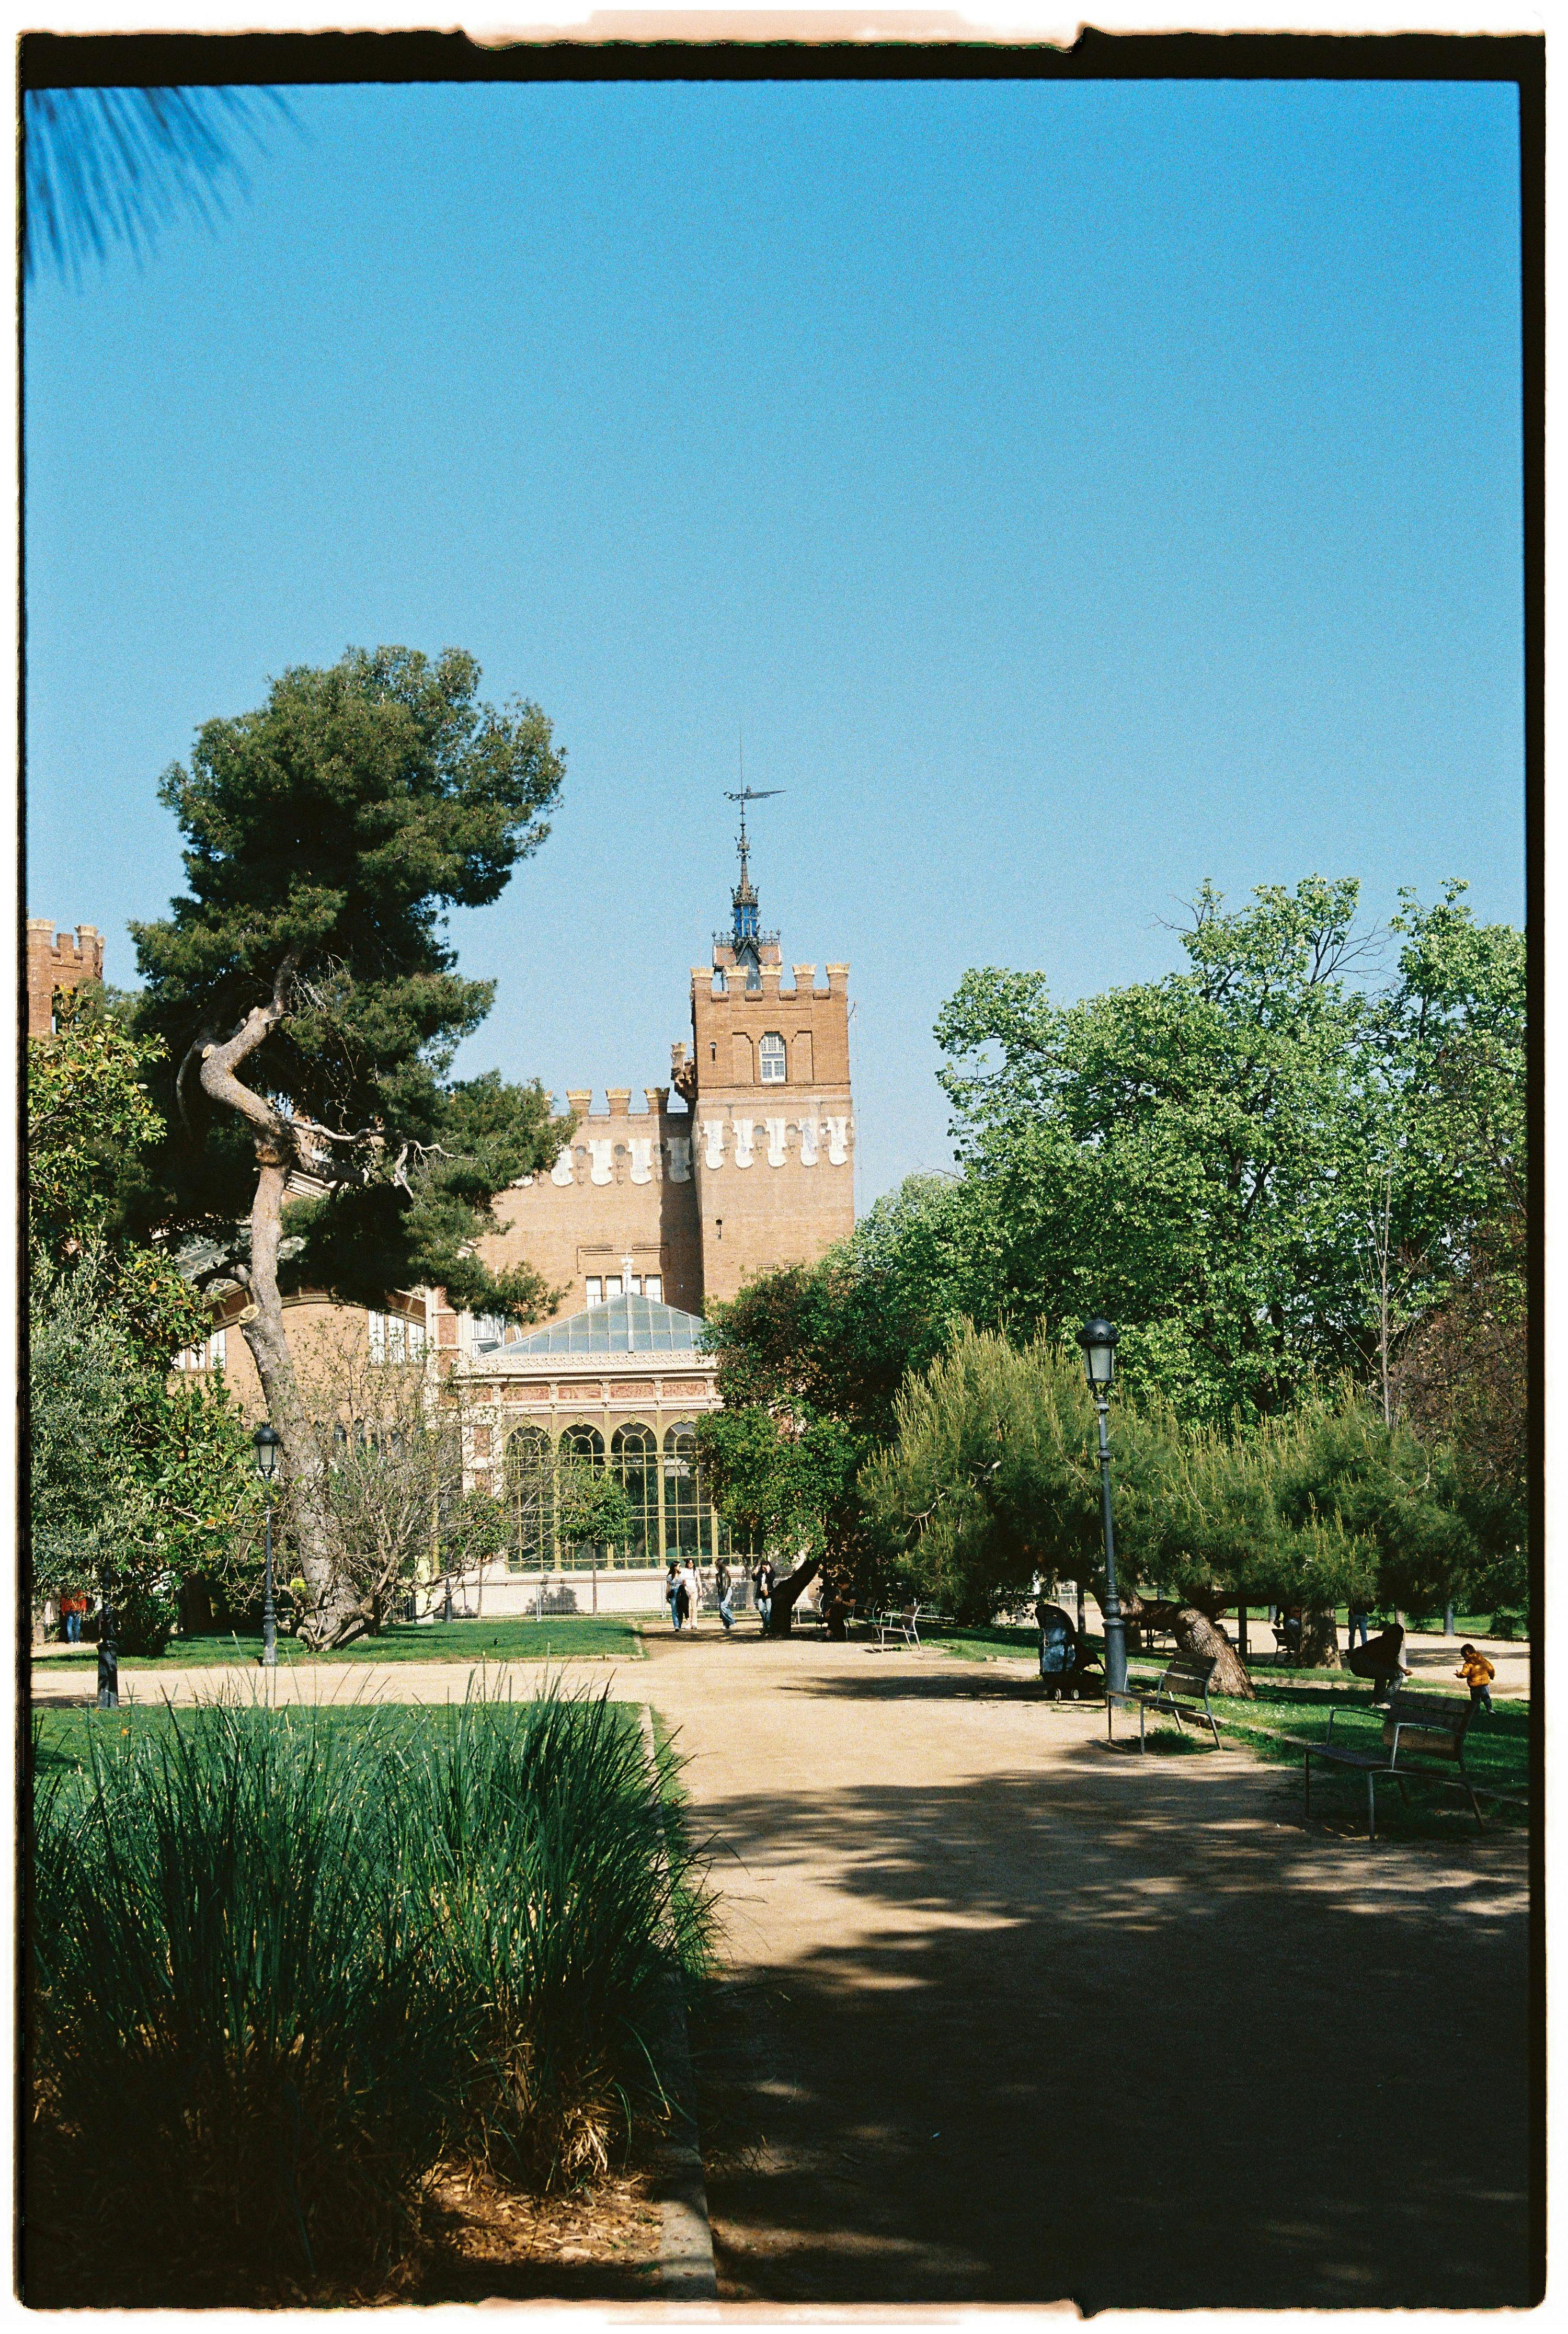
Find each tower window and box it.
[759,1032,786,1083]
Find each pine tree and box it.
[128,645,569,1644]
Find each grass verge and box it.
[35,1611,645,1671]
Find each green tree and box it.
[859,1328,1102,1622]
[932,875,1526,1441]
[694,1248,949,1631]
[1359,882,1526,1428]
[29,996,257,1649]
[933,877,1383,1422]
[125,645,569,1643]
[29,1248,256,1652]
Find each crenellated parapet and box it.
[27,919,105,1036]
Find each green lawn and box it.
[35,1612,645,1671]
[1203,1680,1529,1838]
[910,1618,1530,1839]
[918,1619,1525,1690]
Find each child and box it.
[1456,1643,1495,1715]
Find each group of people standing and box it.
[663,1555,779,1634]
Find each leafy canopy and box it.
[28,1000,258,1645]
[932,876,1525,1427]
[127,645,569,1317]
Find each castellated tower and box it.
[471,801,853,1330]
[27,919,105,1036]
[674,796,854,1308]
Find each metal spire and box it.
[721,776,783,971]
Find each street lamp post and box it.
[1078,1318,1127,1698]
[96,1566,118,1710]
[253,1422,281,1668]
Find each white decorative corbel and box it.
[589,1138,614,1186]
[825,1115,850,1165]
[798,1118,819,1166]
[667,1134,692,1182]
[628,1137,653,1184]
[733,1119,756,1169]
[701,1120,726,1171]
[765,1117,788,1166]
[550,1147,575,1187]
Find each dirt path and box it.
[641,1626,1534,2312]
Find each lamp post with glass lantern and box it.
[253,1422,281,1668]
[1077,1318,1127,1698]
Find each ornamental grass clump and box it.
[28,1683,714,2305]
[395,1680,714,2191]
[28,1698,456,2300]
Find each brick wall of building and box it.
[478,1086,704,1317]
[27,919,105,1036]
[685,959,855,1307]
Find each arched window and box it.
[557,1423,607,1569]
[559,1423,605,1469]
[759,1032,786,1084]
[663,1421,711,1557]
[506,1425,553,1572]
[612,1424,657,1568]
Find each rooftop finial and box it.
[724,778,783,970]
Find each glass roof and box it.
[493,1292,711,1357]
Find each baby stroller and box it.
[1036,1601,1103,1701]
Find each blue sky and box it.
[24,75,1525,1208]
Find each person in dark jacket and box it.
[752,1559,776,1632]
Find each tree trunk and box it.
[195,973,367,1651]
[1299,1607,1342,1669]
[1172,1606,1254,1699]
[239,1143,365,1649]
[765,1557,821,1635]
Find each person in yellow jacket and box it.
[1456,1644,1495,1715]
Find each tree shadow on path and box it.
[688,1722,1533,2311]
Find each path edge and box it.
[639,1702,720,2304]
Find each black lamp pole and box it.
[96,1564,118,1710]
[253,1422,281,1669]
[1078,1318,1127,1698]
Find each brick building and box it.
[27,919,105,1036]
[476,795,853,1329]
[191,815,856,1601]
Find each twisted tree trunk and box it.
[764,1557,820,1635]
[1172,1606,1254,1698]
[197,976,365,1650]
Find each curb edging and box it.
[639,1704,720,2303]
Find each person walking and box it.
[61,1590,86,1644]
[716,1559,735,1632]
[752,1557,776,1634]
[1347,1607,1370,1650]
[666,1559,683,1632]
[679,1559,700,1631]
[1457,1643,1496,1716]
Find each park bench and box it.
[1300,1687,1485,1841]
[1106,1655,1222,1751]
[872,1602,943,1650]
